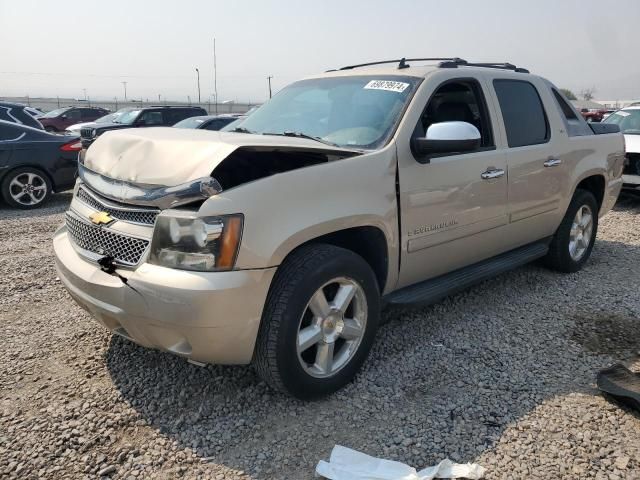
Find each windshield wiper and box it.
[263,131,339,147]
[231,126,254,134]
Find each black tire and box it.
[543,189,598,273]
[1,167,52,209]
[253,244,380,399]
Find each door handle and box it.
[544,158,562,167]
[481,168,505,180]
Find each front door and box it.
[396,75,509,289]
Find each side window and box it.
[551,88,592,137]
[65,109,82,121]
[414,78,494,152]
[138,110,164,125]
[80,109,95,119]
[164,109,190,125]
[493,79,549,147]
[203,119,229,131]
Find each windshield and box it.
[41,107,69,118]
[95,113,119,123]
[224,75,421,149]
[113,109,141,125]
[604,109,640,134]
[174,116,206,128]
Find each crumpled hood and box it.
[83,127,356,187]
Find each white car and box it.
[65,111,123,134]
[604,106,640,189]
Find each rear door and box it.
[396,72,510,288]
[487,77,563,237]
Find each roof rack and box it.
[336,57,466,71]
[333,57,529,73]
[438,59,529,73]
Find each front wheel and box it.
[543,189,598,273]
[253,244,380,399]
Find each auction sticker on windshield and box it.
[364,80,410,93]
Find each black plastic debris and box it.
[597,364,640,412]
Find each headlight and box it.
[148,213,243,271]
[91,129,98,137]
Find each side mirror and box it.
[61,114,68,119]
[412,121,481,159]
[136,119,146,126]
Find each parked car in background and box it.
[605,105,640,191]
[65,110,126,135]
[0,102,44,130]
[580,108,605,123]
[80,105,206,148]
[0,120,82,208]
[55,58,625,398]
[173,114,242,131]
[39,106,110,133]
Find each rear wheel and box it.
[1,167,51,209]
[543,189,598,273]
[253,244,380,399]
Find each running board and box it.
[385,241,549,306]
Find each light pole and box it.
[213,38,218,114]
[195,68,201,104]
[83,88,87,101]
[267,76,273,99]
[122,81,128,101]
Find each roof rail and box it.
[439,59,529,73]
[337,57,466,71]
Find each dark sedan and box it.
[173,114,242,131]
[0,120,82,209]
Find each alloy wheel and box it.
[9,172,48,206]
[296,277,368,378]
[569,204,594,261]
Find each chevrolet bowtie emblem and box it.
[89,211,114,225]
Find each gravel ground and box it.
[1,192,639,480]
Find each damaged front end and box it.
[78,162,223,209]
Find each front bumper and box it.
[54,225,276,364]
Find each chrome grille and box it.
[80,127,93,139]
[65,212,149,266]
[76,186,159,225]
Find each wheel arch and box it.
[573,173,606,213]
[0,164,56,190]
[274,225,390,293]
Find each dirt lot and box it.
[1,192,639,480]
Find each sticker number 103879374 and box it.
[363,80,410,93]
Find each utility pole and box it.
[114,97,118,110]
[122,81,128,100]
[195,68,201,104]
[56,96,60,108]
[158,94,161,104]
[83,88,87,101]
[267,76,273,99]
[213,38,218,114]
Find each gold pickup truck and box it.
[53,58,625,399]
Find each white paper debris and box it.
[316,445,485,480]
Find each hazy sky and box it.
[1,0,639,102]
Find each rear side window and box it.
[550,88,592,137]
[493,79,549,147]
[165,109,198,125]
[551,90,577,120]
